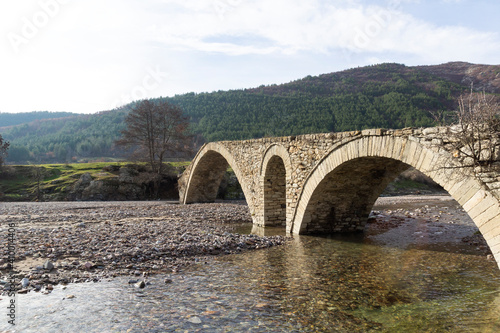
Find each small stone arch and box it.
[260,145,292,227]
[260,144,293,177]
[292,136,500,266]
[180,142,251,206]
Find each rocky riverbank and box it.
[369,195,493,257]
[0,201,286,294]
[0,196,493,296]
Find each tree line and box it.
[0,111,78,127]
[0,63,484,164]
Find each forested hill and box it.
[2,109,129,163]
[0,111,80,128]
[168,63,466,141]
[2,62,499,164]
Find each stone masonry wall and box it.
[179,126,500,268]
[181,127,500,225]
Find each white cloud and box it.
[135,0,500,63]
[0,0,498,113]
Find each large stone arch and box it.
[292,135,500,265]
[260,145,292,226]
[180,142,251,206]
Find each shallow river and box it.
[2,197,500,332]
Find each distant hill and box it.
[0,111,80,128]
[416,62,500,93]
[169,62,464,141]
[1,62,499,164]
[2,109,130,163]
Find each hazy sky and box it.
[1,0,499,114]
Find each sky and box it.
[1,0,499,114]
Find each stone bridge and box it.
[178,127,500,267]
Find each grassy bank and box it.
[0,162,190,201]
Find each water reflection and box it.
[2,199,500,332]
[2,235,500,332]
[221,235,500,331]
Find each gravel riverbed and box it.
[0,196,493,296]
[0,201,286,294]
[370,195,493,256]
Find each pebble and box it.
[21,278,30,288]
[44,260,54,271]
[83,262,94,270]
[255,303,270,308]
[135,281,146,288]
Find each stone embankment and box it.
[0,202,286,294]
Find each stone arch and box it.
[180,142,251,206]
[292,136,500,266]
[260,144,293,176]
[260,145,292,226]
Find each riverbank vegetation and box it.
[0,162,189,202]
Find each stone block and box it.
[474,205,500,228]
[483,225,500,247]
[423,127,439,135]
[454,180,482,206]
[463,190,487,212]
[400,140,418,166]
[418,150,436,173]
[466,194,495,220]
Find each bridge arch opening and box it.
[264,156,287,226]
[297,156,410,234]
[182,150,231,203]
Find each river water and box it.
[2,197,500,332]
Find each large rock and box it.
[67,165,179,201]
[68,173,93,200]
[43,260,54,271]
[82,180,108,200]
[119,167,139,183]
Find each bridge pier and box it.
[179,128,500,269]
[263,156,287,226]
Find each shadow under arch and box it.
[292,135,500,267]
[295,156,410,234]
[181,142,251,207]
[261,144,292,227]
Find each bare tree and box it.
[0,134,10,169]
[30,163,44,202]
[445,91,500,169]
[116,99,191,174]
